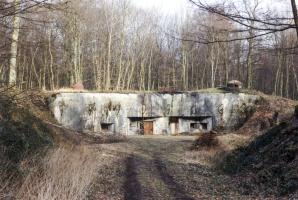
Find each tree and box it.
[8,0,21,85]
[187,0,298,44]
[292,0,298,40]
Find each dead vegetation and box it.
[0,86,126,199]
[0,86,54,164]
[1,146,100,200]
[235,93,296,135]
[16,146,99,200]
[191,132,222,151]
[1,85,298,198]
[190,94,298,196]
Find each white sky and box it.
[131,0,188,16]
[131,0,292,16]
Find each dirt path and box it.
[123,137,197,200]
[88,136,273,200]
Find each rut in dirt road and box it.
[123,151,195,200]
[121,137,197,200]
[153,155,195,200]
[89,136,276,200]
[123,156,141,200]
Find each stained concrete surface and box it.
[50,92,259,135]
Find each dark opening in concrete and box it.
[101,123,113,132]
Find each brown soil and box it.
[88,136,294,200]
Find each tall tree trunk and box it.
[246,31,254,89]
[291,0,298,40]
[105,31,112,90]
[8,0,21,85]
[49,30,55,90]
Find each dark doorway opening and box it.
[200,122,208,130]
[101,123,113,132]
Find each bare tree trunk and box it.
[105,31,112,90]
[127,56,135,90]
[43,47,47,90]
[223,43,229,85]
[147,49,153,90]
[116,34,124,90]
[246,31,254,89]
[291,0,298,40]
[49,30,55,90]
[8,0,21,85]
[31,47,41,88]
[274,50,282,95]
[286,56,290,98]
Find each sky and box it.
[130,0,291,16]
[131,0,188,16]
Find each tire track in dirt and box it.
[153,155,195,200]
[123,155,141,200]
[90,136,280,199]
[125,137,196,200]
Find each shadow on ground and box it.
[217,122,298,196]
[123,156,142,200]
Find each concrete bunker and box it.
[50,92,259,135]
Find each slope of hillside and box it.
[0,87,54,164]
[234,92,296,135]
[0,87,126,199]
[220,120,298,196]
[217,95,298,196]
[190,92,298,197]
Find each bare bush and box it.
[191,132,221,150]
[16,146,98,200]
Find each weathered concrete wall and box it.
[49,92,259,135]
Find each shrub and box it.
[191,132,220,150]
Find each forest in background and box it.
[0,0,298,98]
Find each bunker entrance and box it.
[169,117,179,134]
[143,121,153,135]
[129,117,157,135]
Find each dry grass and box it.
[217,134,251,150]
[0,145,18,199]
[186,133,252,167]
[0,163,18,199]
[1,145,99,200]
